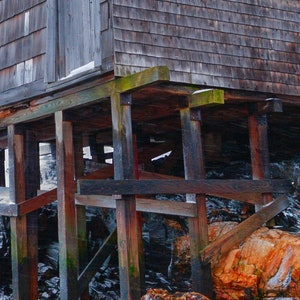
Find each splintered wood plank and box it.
[77,229,117,297]
[180,103,212,295]
[111,92,141,299]
[8,125,30,299]
[78,179,277,195]
[200,196,289,265]
[55,111,79,300]
[0,66,170,128]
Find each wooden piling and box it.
[8,125,30,300]
[111,92,141,299]
[55,111,79,299]
[24,130,39,299]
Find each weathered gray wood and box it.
[0,66,170,128]
[18,189,57,215]
[75,194,196,217]
[24,130,39,299]
[92,0,102,67]
[55,111,78,300]
[0,150,5,186]
[111,92,141,299]
[8,125,30,300]
[78,178,287,195]
[180,101,212,295]
[200,196,290,265]
[113,1,300,96]
[77,229,117,297]
[249,102,272,210]
[74,133,89,300]
[139,171,266,205]
[45,0,57,83]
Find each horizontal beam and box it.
[18,189,57,216]
[190,89,224,108]
[200,195,289,265]
[78,179,289,196]
[140,171,265,205]
[0,66,170,128]
[75,195,197,217]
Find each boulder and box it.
[168,222,300,299]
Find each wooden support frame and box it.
[0,66,170,128]
[77,229,117,297]
[75,195,197,217]
[73,132,90,300]
[0,149,5,186]
[7,125,30,300]
[78,178,287,195]
[180,89,223,296]
[0,67,291,300]
[24,130,40,299]
[55,111,79,300]
[248,99,282,210]
[111,92,141,299]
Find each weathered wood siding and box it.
[0,0,47,94]
[0,0,113,108]
[113,0,300,96]
[0,0,299,108]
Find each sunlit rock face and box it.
[169,222,300,299]
[213,226,300,299]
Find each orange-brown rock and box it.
[169,222,300,299]
[141,288,210,300]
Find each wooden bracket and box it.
[249,98,282,115]
[189,89,224,108]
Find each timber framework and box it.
[0,66,292,299]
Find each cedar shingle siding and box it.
[0,0,46,93]
[0,0,299,105]
[113,0,300,95]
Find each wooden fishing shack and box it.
[0,1,299,299]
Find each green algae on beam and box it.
[114,66,170,93]
[189,89,224,108]
[0,66,170,128]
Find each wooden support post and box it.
[8,125,30,300]
[55,111,79,299]
[133,134,145,291]
[248,100,282,209]
[111,92,141,299]
[74,132,89,300]
[24,130,40,299]
[0,149,5,186]
[180,107,212,296]
[180,90,223,297]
